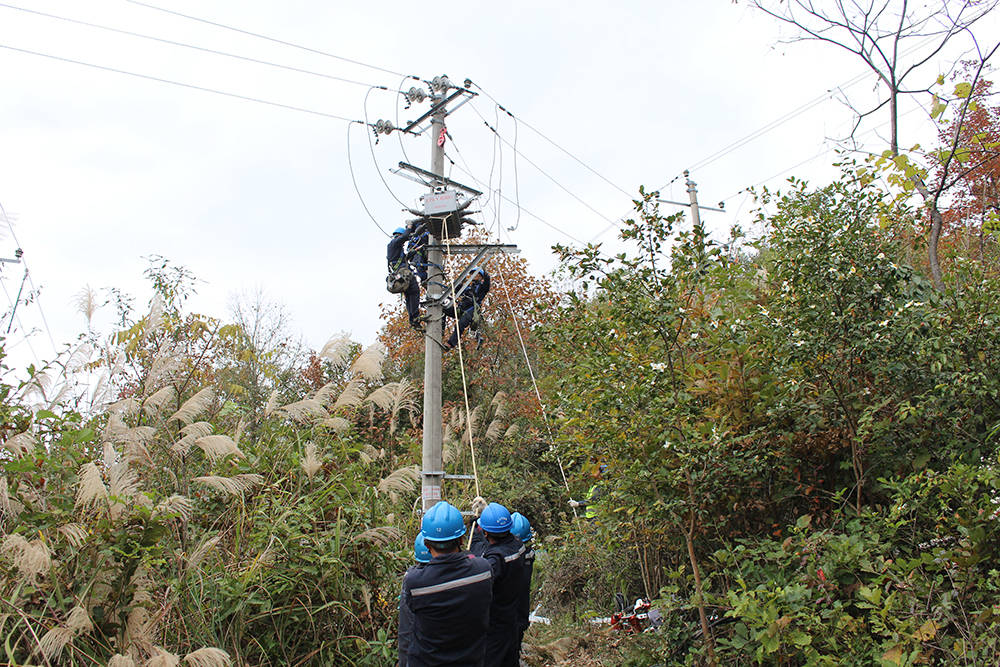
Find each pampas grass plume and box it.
[350,344,385,381]
[109,654,137,667]
[2,431,36,457]
[195,435,244,462]
[76,462,108,511]
[319,333,353,365]
[170,387,215,425]
[146,647,180,667]
[183,647,232,667]
[301,443,322,479]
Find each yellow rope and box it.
[440,217,482,500]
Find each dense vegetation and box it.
[4,72,1000,667]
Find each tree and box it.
[749,1,1000,289]
[749,0,996,155]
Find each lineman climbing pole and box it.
[388,75,517,511]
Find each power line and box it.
[470,79,634,199]
[0,2,389,91]
[469,100,619,227]
[125,0,407,78]
[0,43,361,123]
[363,87,411,210]
[346,121,391,238]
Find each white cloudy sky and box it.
[0,0,996,375]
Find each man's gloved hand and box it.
[471,496,489,517]
[568,499,580,508]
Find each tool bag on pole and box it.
[386,265,414,294]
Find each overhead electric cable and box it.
[346,121,390,237]
[363,87,410,209]
[0,3,388,90]
[126,0,407,78]
[469,101,618,226]
[469,80,634,198]
[0,44,361,123]
[0,43,361,123]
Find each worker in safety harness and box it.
[443,267,490,351]
[402,501,493,666]
[510,512,535,657]
[469,500,527,667]
[398,533,430,666]
[406,224,429,284]
[386,223,425,331]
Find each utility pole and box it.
[421,95,447,511]
[657,170,725,226]
[387,76,516,512]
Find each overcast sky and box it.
[1,0,996,377]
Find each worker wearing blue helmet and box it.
[509,512,535,654]
[469,500,527,667]
[401,501,492,666]
[443,267,490,351]
[397,533,430,666]
[386,222,425,331]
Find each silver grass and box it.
[67,605,93,634]
[485,418,505,443]
[351,525,402,547]
[0,476,20,521]
[145,353,183,392]
[2,534,51,583]
[264,390,280,417]
[103,441,119,469]
[183,647,232,667]
[365,384,395,411]
[332,379,365,411]
[449,406,463,429]
[195,435,244,462]
[377,465,419,503]
[350,343,385,381]
[193,474,263,497]
[358,444,382,465]
[59,523,89,548]
[234,418,246,445]
[188,535,222,570]
[469,405,483,434]
[109,397,141,419]
[89,372,112,410]
[109,655,137,667]
[146,647,180,667]
[75,285,100,325]
[321,416,351,434]
[275,398,328,423]
[76,462,108,512]
[125,607,153,655]
[491,391,509,417]
[170,422,214,457]
[312,381,340,407]
[145,295,165,338]
[143,385,177,418]
[2,431,36,457]
[443,423,455,446]
[318,333,353,365]
[37,626,73,660]
[504,423,521,440]
[170,387,215,425]
[154,494,193,522]
[109,462,140,520]
[301,443,322,479]
[443,440,458,465]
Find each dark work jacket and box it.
[517,545,535,633]
[398,564,424,666]
[402,551,493,667]
[470,527,526,666]
[387,229,414,272]
[458,272,490,310]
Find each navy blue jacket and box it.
[470,527,526,666]
[458,272,490,311]
[398,564,423,666]
[402,551,493,666]
[387,228,415,272]
[517,545,535,633]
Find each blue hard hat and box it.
[414,532,431,563]
[478,502,513,534]
[393,227,406,235]
[421,501,467,542]
[510,512,533,543]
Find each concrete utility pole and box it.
[685,170,702,229]
[420,97,448,512]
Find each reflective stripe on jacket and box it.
[402,551,492,666]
